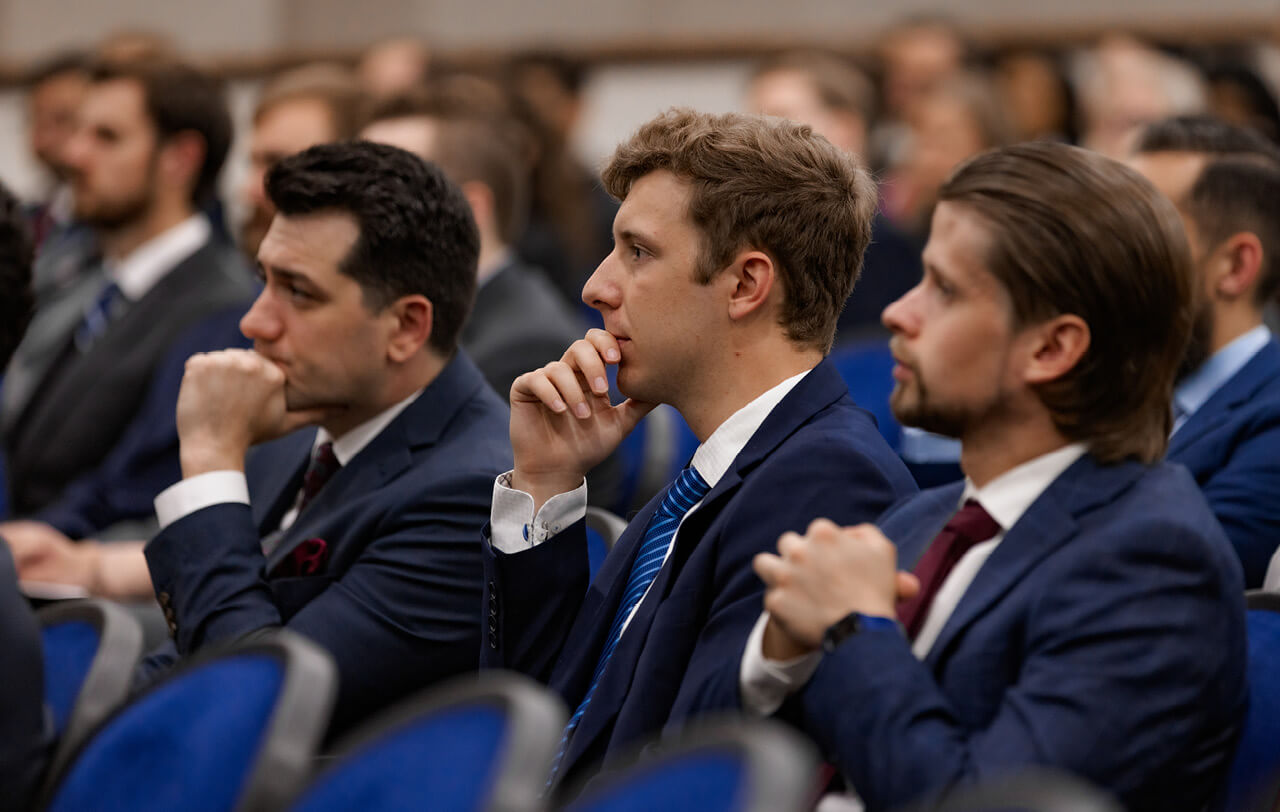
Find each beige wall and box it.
[0,0,1275,61]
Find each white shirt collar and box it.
[313,388,425,466]
[960,443,1087,532]
[690,368,813,489]
[1174,324,1271,426]
[107,215,210,301]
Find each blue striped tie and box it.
[545,465,710,787]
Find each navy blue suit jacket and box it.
[0,543,52,812]
[482,359,917,785]
[143,353,512,733]
[1168,337,1280,587]
[798,455,1247,812]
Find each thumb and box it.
[615,398,659,435]
[895,571,921,601]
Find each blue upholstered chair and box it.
[39,629,335,812]
[557,718,819,812]
[586,507,627,582]
[890,768,1124,812]
[284,672,566,812]
[1219,590,1280,812]
[37,599,144,782]
[829,336,901,450]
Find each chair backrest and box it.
[892,768,1125,812]
[829,338,901,450]
[37,599,145,780]
[558,718,819,812]
[586,507,628,581]
[39,629,335,812]
[1219,590,1280,812]
[284,671,566,812]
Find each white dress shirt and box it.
[490,368,812,636]
[1172,324,1270,435]
[154,388,423,530]
[109,215,210,302]
[739,442,1087,716]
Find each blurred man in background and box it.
[0,59,255,559]
[1129,115,1280,587]
[22,50,90,248]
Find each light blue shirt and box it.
[1172,325,1271,436]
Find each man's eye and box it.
[630,245,644,260]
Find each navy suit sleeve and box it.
[798,517,1245,811]
[480,518,592,682]
[1192,413,1280,586]
[36,306,251,538]
[146,468,490,732]
[664,434,916,726]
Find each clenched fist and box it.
[176,349,327,477]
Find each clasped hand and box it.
[754,519,920,657]
[510,330,655,510]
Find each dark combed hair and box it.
[939,141,1194,464]
[0,182,35,368]
[602,108,878,353]
[88,59,232,206]
[1136,114,1280,305]
[265,141,480,354]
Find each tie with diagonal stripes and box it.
[545,465,711,787]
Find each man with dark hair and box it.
[1128,114,1280,587]
[137,141,511,734]
[361,80,585,402]
[240,63,363,257]
[483,109,916,789]
[739,142,1245,811]
[0,59,255,551]
[0,180,52,812]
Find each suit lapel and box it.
[260,353,484,570]
[562,359,849,765]
[248,428,316,534]
[1169,339,1280,456]
[1,267,106,431]
[924,456,1145,667]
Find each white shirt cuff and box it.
[739,611,824,716]
[154,471,251,529]
[490,471,587,553]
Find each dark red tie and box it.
[297,442,340,515]
[896,499,1001,640]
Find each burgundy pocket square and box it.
[271,537,330,578]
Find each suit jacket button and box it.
[158,591,170,605]
[489,635,497,649]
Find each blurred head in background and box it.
[357,37,431,101]
[61,58,230,257]
[25,51,91,184]
[747,50,876,161]
[879,16,969,124]
[1077,35,1207,159]
[995,49,1079,144]
[240,63,363,256]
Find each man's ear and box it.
[1211,232,1263,301]
[386,294,434,362]
[1023,313,1090,385]
[158,131,206,196]
[726,251,777,322]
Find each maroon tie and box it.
[896,499,1001,640]
[296,442,340,515]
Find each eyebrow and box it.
[615,227,656,246]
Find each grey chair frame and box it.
[585,507,627,551]
[36,598,145,787]
[287,670,567,812]
[37,628,336,812]
[891,768,1128,812]
[557,716,820,812]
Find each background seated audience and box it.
[0,16,1277,808]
